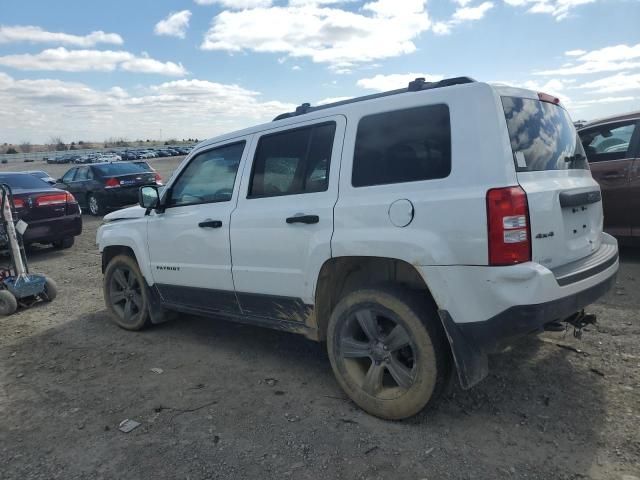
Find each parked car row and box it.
[46,146,193,164]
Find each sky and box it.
[0,0,639,144]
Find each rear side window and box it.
[93,162,149,176]
[579,121,638,162]
[502,97,588,171]
[352,104,451,187]
[249,122,336,198]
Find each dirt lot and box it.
[0,158,639,480]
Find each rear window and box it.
[352,104,451,187]
[502,97,588,172]
[0,174,50,189]
[93,162,149,176]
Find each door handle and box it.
[286,214,319,225]
[198,219,222,228]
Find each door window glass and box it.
[75,167,89,181]
[249,122,336,198]
[580,122,637,163]
[62,169,76,183]
[168,142,245,207]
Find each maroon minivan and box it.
[578,111,640,245]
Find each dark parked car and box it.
[0,173,81,250]
[25,170,56,185]
[578,110,640,245]
[55,162,162,216]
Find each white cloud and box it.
[502,0,597,20]
[572,96,636,107]
[0,25,123,47]
[565,49,586,56]
[200,2,431,70]
[432,1,494,35]
[194,0,273,7]
[316,96,352,105]
[0,73,294,143]
[576,72,640,94]
[357,73,444,91]
[535,43,640,76]
[0,48,187,76]
[154,10,192,39]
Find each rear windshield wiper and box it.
[564,153,586,163]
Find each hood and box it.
[103,205,146,222]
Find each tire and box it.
[327,287,450,420]
[41,277,58,302]
[0,290,18,316]
[103,254,150,331]
[53,236,74,249]
[87,193,104,216]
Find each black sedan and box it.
[0,173,82,250]
[55,162,162,216]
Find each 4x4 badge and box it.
[535,231,554,239]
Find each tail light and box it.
[104,178,121,189]
[35,193,67,207]
[486,186,531,266]
[154,172,162,184]
[65,192,77,204]
[12,198,25,209]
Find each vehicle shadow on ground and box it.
[1,308,605,479]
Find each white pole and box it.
[2,188,26,277]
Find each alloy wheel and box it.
[109,266,143,324]
[337,307,416,399]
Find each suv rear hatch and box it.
[501,94,603,270]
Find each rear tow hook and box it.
[564,310,597,339]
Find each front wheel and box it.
[103,255,150,330]
[0,290,17,316]
[327,287,449,420]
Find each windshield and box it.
[0,174,51,189]
[501,97,588,172]
[93,163,149,176]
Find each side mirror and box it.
[139,185,160,211]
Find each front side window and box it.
[62,169,76,183]
[249,122,336,198]
[75,167,89,181]
[168,141,245,207]
[352,104,451,187]
[502,97,588,171]
[579,121,637,163]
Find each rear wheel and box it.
[53,236,74,249]
[103,254,150,330]
[87,194,104,216]
[41,277,58,302]
[0,290,18,316]
[327,287,449,420]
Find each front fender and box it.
[96,220,153,284]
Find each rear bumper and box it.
[97,188,140,209]
[17,214,82,245]
[420,232,619,388]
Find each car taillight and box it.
[154,172,162,184]
[65,192,77,204]
[35,193,67,207]
[105,178,120,189]
[486,186,531,266]
[13,198,25,209]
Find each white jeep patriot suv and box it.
[97,77,619,420]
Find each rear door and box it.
[230,117,344,318]
[580,120,640,238]
[501,95,602,269]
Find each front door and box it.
[230,117,345,319]
[147,140,249,314]
[582,120,639,238]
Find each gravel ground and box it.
[0,158,638,480]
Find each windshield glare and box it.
[502,97,588,172]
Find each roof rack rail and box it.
[273,76,476,121]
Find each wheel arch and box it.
[312,256,438,341]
